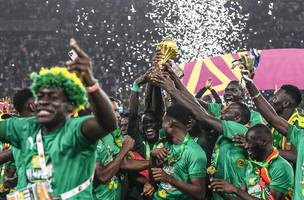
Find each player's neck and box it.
[172,131,186,145]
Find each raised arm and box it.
[64,39,117,141]
[245,80,289,135]
[127,71,149,138]
[211,89,222,104]
[150,72,223,133]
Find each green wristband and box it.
[131,82,141,93]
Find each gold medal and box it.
[158,189,167,198]
[207,166,217,175]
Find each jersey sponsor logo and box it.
[26,155,53,181]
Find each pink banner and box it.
[254,48,304,90]
[181,48,304,95]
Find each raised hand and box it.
[205,78,213,90]
[135,67,156,86]
[149,72,176,92]
[241,69,254,84]
[122,135,135,151]
[64,38,95,87]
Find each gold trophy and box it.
[156,38,178,69]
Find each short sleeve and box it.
[250,111,265,126]
[187,147,207,179]
[269,160,294,194]
[68,116,96,150]
[287,124,304,149]
[0,117,28,148]
[221,120,248,139]
[207,103,222,117]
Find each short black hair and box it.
[232,102,250,125]
[165,104,191,126]
[281,84,302,106]
[248,124,273,144]
[13,88,34,113]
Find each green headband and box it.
[31,66,88,112]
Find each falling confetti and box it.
[146,0,249,62]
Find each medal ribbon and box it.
[250,148,279,200]
[208,136,223,174]
[165,133,190,165]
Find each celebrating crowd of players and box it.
[0,39,303,200]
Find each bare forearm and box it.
[246,82,277,117]
[246,82,289,134]
[121,159,151,171]
[88,86,117,133]
[166,176,205,200]
[279,149,297,164]
[95,148,128,184]
[211,89,222,104]
[0,150,13,165]
[195,87,207,98]
[127,91,140,137]
[167,87,223,132]
[128,91,139,116]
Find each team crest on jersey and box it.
[236,159,246,168]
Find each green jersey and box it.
[9,146,27,190]
[272,109,304,150]
[208,103,264,126]
[212,120,248,200]
[93,133,123,200]
[287,125,304,200]
[0,116,96,199]
[244,155,294,199]
[154,134,207,200]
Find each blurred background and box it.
[0,0,303,105]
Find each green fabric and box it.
[93,133,122,200]
[207,103,222,117]
[10,147,27,190]
[153,137,207,200]
[0,143,6,194]
[207,103,264,126]
[0,116,96,199]
[244,156,294,199]
[272,109,304,150]
[287,124,304,200]
[212,120,248,200]
[249,110,264,126]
